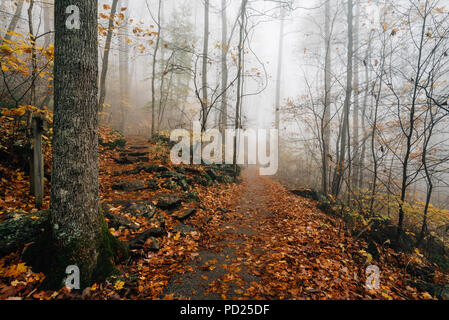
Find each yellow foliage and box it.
[114,280,125,291]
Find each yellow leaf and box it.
[381,292,393,300]
[174,232,181,241]
[114,280,125,291]
[414,248,424,257]
[421,292,433,299]
[16,263,28,274]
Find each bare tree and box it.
[321,0,332,194]
[200,0,210,132]
[332,0,353,196]
[220,0,229,134]
[99,0,119,113]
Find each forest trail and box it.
[0,133,429,300]
[160,166,391,300]
[164,167,270,299]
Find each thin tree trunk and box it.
[418,97,436,245]
[233,0,247,173]
[322,0,331,194]
[98,0,119,113]
[150,0,162,136]
[201,0,210,133]
[220,0,228,134]
[332,0,353,196]
[157,0,165,132]
[118,0,129,134]
[352,2,360,190]
[369,79,382,216]
[359,33,373,190]
[43,0,53,48]
[274,8,285,131]
[27,0,36,106]
[398,3,428,238]
[3,0,24,41]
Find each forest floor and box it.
[0,126,446,300]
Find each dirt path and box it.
[163,167,273,299]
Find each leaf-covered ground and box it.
[0,128,447,300]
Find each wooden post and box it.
[32,114,44,209]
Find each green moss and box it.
[99,138,127,150]
[91,214,128,282]
[23,208,128,290]
[185,191,199,203]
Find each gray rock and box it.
[147,237,161,252]
[173,222,195,236]
[130,146,148,150]
[174,208,197,221]
[206,169,218,180]
[156,194,182,210]
[112,180,147,192]
[153,212,166,228]
[126,203,156,219]
[114,157,134,165]
[141,165,169,173]
[185,167,201,175]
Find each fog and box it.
[1,0,449,216]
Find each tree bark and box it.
[98,0,119,113]
[37,0,125,289]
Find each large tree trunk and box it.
[98,0,119,113]
[25,0,125,289]
[332,0,353,196]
